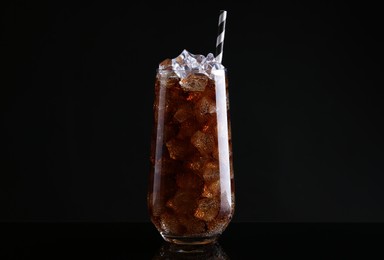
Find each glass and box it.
[148,67,235,245]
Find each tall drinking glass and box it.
[148,56,235,245]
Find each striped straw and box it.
[215,10,227,63]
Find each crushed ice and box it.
[160,49,225,79]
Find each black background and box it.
[1,1,383,223]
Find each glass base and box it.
[161,233,219,245]
[153,241,230,258]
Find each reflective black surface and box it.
[3,222,384,259]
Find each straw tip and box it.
[219,10,227,19]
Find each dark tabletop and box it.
[2,222,383,259]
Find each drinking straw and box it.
[215,10,227,63]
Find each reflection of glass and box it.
[148,67,235,245]
[152,241,230,260]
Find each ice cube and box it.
[191,131,215,156]
[202,78,217,101]
[202,180,220,198]
[194,198,220,222]
[173,50,198,68]
[172,49,198,79]
[166,138,193,160]
[159,58,172,70]
[180,73,209,92]
[201,53,217,75]
[170,49,225,80]
[166,190,200,215]
[196,96,216,115]
[203,53,216,65]
[157,68,179,88]
[173,104,193,123]
[202,161,220,183]
[194,96,216,123]
[165,82,184,106]
[183,154,208,172]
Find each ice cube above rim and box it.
[159,49,225,79]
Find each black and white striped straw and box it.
[215,10,227,63]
